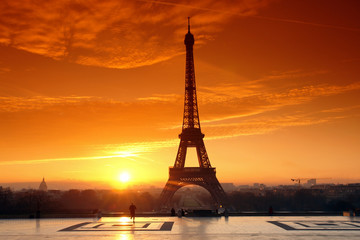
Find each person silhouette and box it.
[129,203,136,223]
[268,206,273,216]
[171,208,176,216]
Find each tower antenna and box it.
[188,16,190,32]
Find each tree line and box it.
[228,189,360,212]
[1,187,359,215]
[0,188,154,215]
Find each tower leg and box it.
[158,180,182,211]
[201,177,230,208]
[174,141,187,168]
[196,140,211,168]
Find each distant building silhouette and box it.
[305,178,317,187]
[39,177,47,191]
[221,183,237,192]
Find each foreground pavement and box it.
[0,216,360,239]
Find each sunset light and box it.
[0,0,359,189]
[118,172,131,183]
[1,2,360,239]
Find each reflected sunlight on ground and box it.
[117,217,132,225]
[116,233,134,240]
[1,216,360,239]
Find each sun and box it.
[118,172,131,183]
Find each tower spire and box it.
[188,16,190,33]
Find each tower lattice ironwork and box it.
[158,18,228,210]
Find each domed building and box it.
[39,177,48,191]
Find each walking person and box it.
[129,203,137,223]
[171,208,176,216]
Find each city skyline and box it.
[1,0,360,188]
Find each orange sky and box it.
[1,0,360,188]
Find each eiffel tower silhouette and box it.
[158,18,228,210]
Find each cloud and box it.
[252,69,329,85]
[0,95,99,112]
[259,82,360,107]
[0,67,10,73]
[195,79,360,138]
[0,0,271,69]
[137,93,181,102]
[203,113,345,139]
[1,75,359,166]
[0,139,178,166]
[320,105,360,114]
[99,139,178,158]
[1,82,359,165]
[196,76,360,123]
[252,15,360,32]
[1,78,359,130]
[0,154,137,166]
[1,105,351,166]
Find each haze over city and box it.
[1,0,360,189]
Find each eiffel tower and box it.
[158,18,228,210]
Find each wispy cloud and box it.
[145,0,360,33]
[0,153,137,166]
[0,0,270,69]
[130,80,360,138]
[0,67,11,73]
[0,95,99,112]
[204,113,346,139]
[2,106,351,166]
[259,82,360,106]
[1,0,358,70]
[1,70,359,166]
[0,139,178,166]
[196,78,360,123]
[2,79,359,132]
[138,0,269,16]
[99,139,178,155]
[252,15,360,32]
[320,105,360,114]
[252,69,329,84]
[197,79,360,138]
[137,93,181,102]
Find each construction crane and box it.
[291,178,310,186]
[291,178,331,186]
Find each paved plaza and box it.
[1,216,360,239]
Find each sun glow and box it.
[118,172,131,183]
